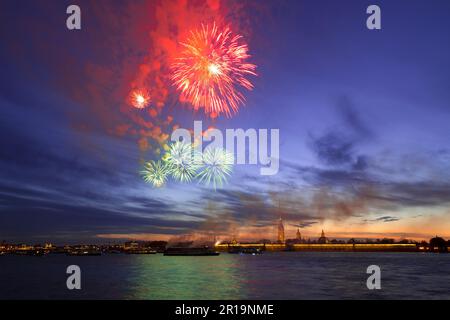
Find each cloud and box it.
[337,95,373,139]
[364,216,400,223]
[352,155,369,171]
[291,221,318,228]
[308,95,375,168]
[310,131,354,166]
[250,155,450,235]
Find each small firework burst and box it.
[171,22,257,118]
[165,141,199,182]
[141,160,169,188]
[196,147,234,188]
[129,89,150,109]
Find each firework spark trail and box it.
[171,22,257,118]
[141,160,169,187]
[165,141,199,182]
[129,89,151,109]
[196,147,234,189]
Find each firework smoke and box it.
[171,22,257,118]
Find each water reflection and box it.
[125,254,246,299]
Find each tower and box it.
[318,229,328,244]
[277,217,285,243]
[296,228,301,240]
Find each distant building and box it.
[296,228,301,241]
[277,218,285,243]
[124,241,139,250]
[318,230,328,244]
[44,243,55,249]
[429,236,448,253]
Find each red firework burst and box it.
[171,23,257,118]
[129,89,150,109]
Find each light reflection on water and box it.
[1,252,450,299]
[123,254,245,299]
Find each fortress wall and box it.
[215,243,418,252]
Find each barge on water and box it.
[67,249,102,256]
[125,249,157,254]
[164,246,220,256]
[228,247,263,255]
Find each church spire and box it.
[318,229,328,244]
[277,217,285,243]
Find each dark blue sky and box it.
[1,0,450,243]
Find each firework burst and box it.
[196,147,234,188]
[141,160,169,187]
[171,22,257,118]
[165,141,199,182]
[129,89,150,109]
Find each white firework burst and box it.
[165,141,199,182]
[196,147,234,188]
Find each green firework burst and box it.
[141,160,169,188]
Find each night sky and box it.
[1,0,450,244]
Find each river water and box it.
[1,252,449,299]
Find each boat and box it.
[239,248,262,255]
[228,247,262,255]
[51,247,67,254]
[107,249,122,254]
[13,249,48,256]
[125,249,157,254]
[163,246,220,256]
[227,246,241,254]
[67,249,102,256]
